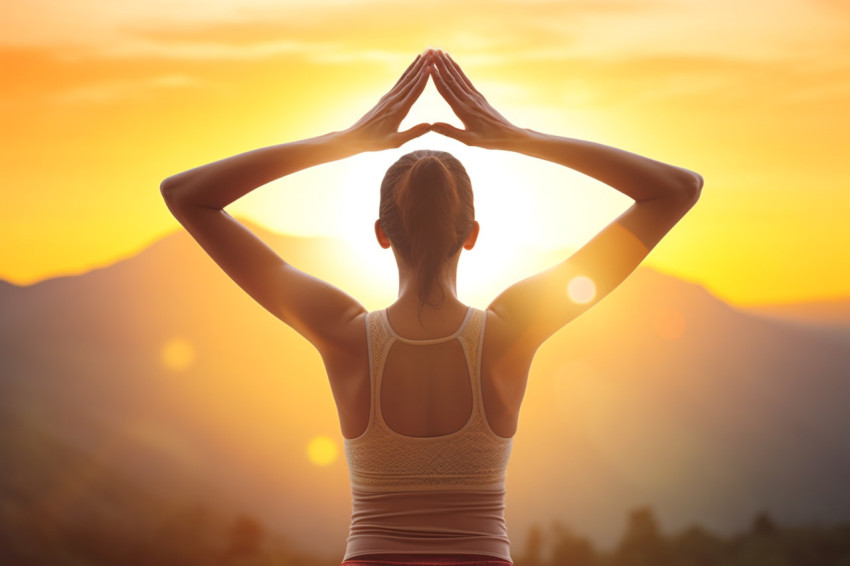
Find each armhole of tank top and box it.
[457,308,485,420]
[372,309,397,428]
[476,309,488,420]
[456,319,476,414]
[476,309,508,439]
[353,311,376,440]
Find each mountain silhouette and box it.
[2,224,849,559]
[743,298,850,326]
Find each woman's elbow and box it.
[678,170,703,207]
[160,175,179,201]
[159,177,175,202]
[159,176,192,219]
[160,175,192,209]
[691,171,704,193]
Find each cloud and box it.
[0,46,213,106]
[3,0,847,126]
[3,0,846,105]
[52,74,207,104]
[1,0,653,59]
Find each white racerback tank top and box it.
[343,307,514,561]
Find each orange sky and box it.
[2,0,848,304]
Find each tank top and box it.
[343,307,514,562]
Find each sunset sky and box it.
[2,0,848,305]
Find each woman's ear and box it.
[374,220,392,249]
[463,221,480,250]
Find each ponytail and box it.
[379,150,474,311]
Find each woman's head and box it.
[378,149,475,309]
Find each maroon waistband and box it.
[342,554,512,566]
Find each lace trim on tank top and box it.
[344,307,513,492]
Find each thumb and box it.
[431,122,469,144]
[394,122,432,146]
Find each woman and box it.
[161,49,702,566]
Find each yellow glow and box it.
[1,1,848,306]
[567,276,596,304]
[306,436,338,467]
[161,338,195,372]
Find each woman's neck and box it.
[390,267,468,335]
[394,253,461,301]
[386,296,469,337]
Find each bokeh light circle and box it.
[307,436,338,466]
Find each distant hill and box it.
[742,299,850,326]
[2,225,849,560]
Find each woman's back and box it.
[379,307,476,438]
[330,302,526,441]
[343,306,513,561]
[353,306,518,442]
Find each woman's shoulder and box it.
[481,305,538,371]
[319,308,369,358]
[320,309,370,383]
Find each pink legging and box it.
[342,554,512,566]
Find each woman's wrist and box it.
[325,128,360,153]
[490,126,538,152]
[330,127,394,155]
[301,130,365,160]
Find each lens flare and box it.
[307,436,339,466]
[161,338,195,371]
[567,275,596,304]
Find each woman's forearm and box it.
[503,128,703,203]
[161,53,431,212]
[160,131,359,211]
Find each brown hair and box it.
[379,149,475,310]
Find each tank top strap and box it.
[366,310,395,425]
[457,308,486,416]
[381,307,475,345]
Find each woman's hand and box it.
[428,50,525,150]
[342,53,432,152]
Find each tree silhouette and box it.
[523,524,545,566]
[669,524,725,566]
[549,521,597,566]
[224,514,264,562]
[614,506,670,566]
[146,503,219,566]
[751,511,778,537]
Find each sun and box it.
[229,75,632,306]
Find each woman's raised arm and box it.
[160,53,431,351]
[429,50,702,354]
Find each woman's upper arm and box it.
[163,196,366,351]
[487,178,701,354]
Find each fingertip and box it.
[430,122,454,136]
[398,123,432,144]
